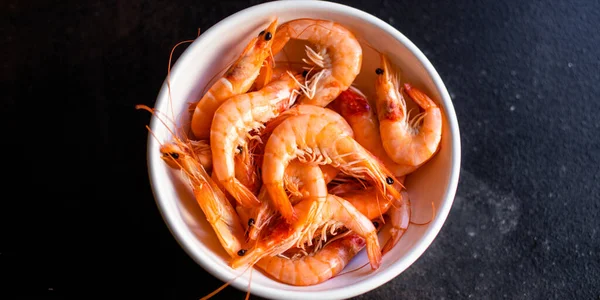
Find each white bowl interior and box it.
[147,1,460,299]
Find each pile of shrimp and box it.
[139,17,442,292]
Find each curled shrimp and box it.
[191,19,278,139]
[262,104,401,224]
[252,160,328,242]
[271,18,362,107]
[230,193,382,271]
[332,87,418,177]
[375,54,442,167]
[254,231,368,286]
[210,72,301,208]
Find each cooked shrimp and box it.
[375,54,442,167]
[137,104,246,258]
[236,189,273,240]
[230,194,382,270]
[271,19,362,107]
[234,146,261,196]
[210,72,301,208]
[191,19,278,139]
[159,142,246,258]
[330,179,409,255]
[252,56,274,91]
[337,187,393,220]
[246,160,329,242]
[332,87,418,177]
[262,105,401,223]
[243,162,337,242]
[255,232,367,286]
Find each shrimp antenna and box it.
[245,267,253,300]
[167,39,195,122]
[199,265,254,300]
[337,261,370,277]
[356,36,381,55]
[135,104,178,139]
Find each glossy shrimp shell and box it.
[210,73,301,208]
[375,54,442,167]
[191,19,278,139]
[271,18,362,107]
[261,105,401,224]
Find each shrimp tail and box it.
[403,83,436,109]
[221,178,261,208]
[366,233,382,270]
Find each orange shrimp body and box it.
[375,54,442,167]
[255,232,367,286]
[210,73,301,208]
[159,142,246,258]
[332,87,418,177]
[262,105,401,224]
[243,160,335,242]
[338,187,393,220]
[230,194,381,270]
[271,19,362,107]
[191,19,278,139]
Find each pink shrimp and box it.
[191,19,278,139]
[261,105,402,224]
[375,54,442,167]
[271,18,362,107]
[230,193,382,271]
[210,73,301,208]
[331,87,418,177]
[254,232,368,286]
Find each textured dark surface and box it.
[2,0,599,299]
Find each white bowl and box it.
[146,1,461,299]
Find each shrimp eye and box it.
[302,70,308,77]
[236,146,243,152]
[265,32,272,41]
[170,152,180,159]
[386,176,394,185]
[248,218,255,226]
[372,221,379,228]
[259,30,265,36]
[376,68,384,75]
[237,249,247,256]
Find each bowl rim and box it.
[146,1,461,299]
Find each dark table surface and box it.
[3,0,599,299]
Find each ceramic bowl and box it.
[146,1,461,299]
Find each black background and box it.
[2,0,599,299]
